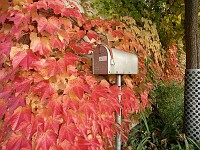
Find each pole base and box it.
[185,69,200,142]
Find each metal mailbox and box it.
[93,45,138,74]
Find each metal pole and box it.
[116,74,122,150]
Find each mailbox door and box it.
[93,45,109,74]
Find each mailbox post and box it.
[92,45,138,150]
[116,74,122,150]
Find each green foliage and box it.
[90,0,185,47]
[127,81,200,150]
[155,81,184,130]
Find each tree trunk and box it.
[184,0,200,143]
[185,0,200,69]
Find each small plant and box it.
[127,81,200,150]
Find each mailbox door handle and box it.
[110,58,115,65]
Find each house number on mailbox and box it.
[99,56,107,61]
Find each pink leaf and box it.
[13,77,32,96]
[9,107,31,131]
[36,15,47,32]
[58,123,78,144]
[32,80,55,101]
[0,42,11,56]
[7,95,26,114]
[69,40,92,54]
[12,50,38,70]
[64,52,79,66]
[6,132,31,150]
[0,99,7,119]
[35,130,57,150]
[87,30,98,41]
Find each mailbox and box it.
[93,45,138,74]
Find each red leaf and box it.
[46,94,63,117]
[64,77,89,100]
[30,32,51,56]
[13,77,32,96]
[87,30,98,41]
[62,8,84,21]
[34,1,48,10]
[0,14,6,24]
[79,102,96,119]
[17,114,37,140]
[69,40,92,54]
[50,35,64,50]
[111,30,124,38]
[8,107,31,131]
[11,23,29,40]
[0,54,7,67]
[122,87,140,115]
[67,65,78,76]
[0,42,11,56]
[32,80,55,101]
[0,85,13,100]
[6,132,31,150]
[36,115,63,134]
[36,15,47,33]
[85,76,97,88]
[43,58,57,77]
[0,99,7,119]
[33,57,65,78]
[47,0,65,15]
[12,51,26,69]
[58,140,73,150]
[99,79,110,88]
[64,52,79,66]
[7,95,26,114]
[9,12,24,27]
[12,50,38,70]
[91,17,103,27]
[72,86,84,100]
[0,68,12,82]
[46,16,60,34]
[83,21,92,30]
[63,95,79,113]
[76,30,85,39]
[57,58,67,74]
[91,85,109,101]
[35,130,57,150]
[76,136,101,150]
[58,123,78,144]
[45,117,63,134]
[36,16,60,34]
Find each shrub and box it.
[0,0,151,149]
